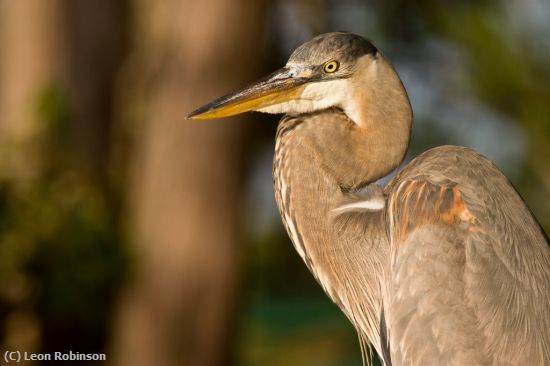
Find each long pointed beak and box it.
[186,67,311,120]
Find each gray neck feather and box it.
[273,58,412,358]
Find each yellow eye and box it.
[323,60,339,73]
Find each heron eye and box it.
[323,60,339,73]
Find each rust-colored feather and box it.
[391,179,476,246]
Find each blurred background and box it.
[0,0,549,365]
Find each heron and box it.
[187,32,550,365]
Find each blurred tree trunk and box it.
[0,0,128,360]
[63,0,129,183]
[0,0,65,355]
[0,0,63,169]
[110,1,267,366]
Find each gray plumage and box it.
[188,32,550,365]
[386,147,550,365]
[289,32,378,66]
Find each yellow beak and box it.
[186,67,311,120]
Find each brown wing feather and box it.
[390,178,477,246]
[384,146,550,366]
[386,176,489,365]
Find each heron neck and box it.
[341,53,412,185]
[273,64,412,353]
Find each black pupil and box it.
[328,64,334,70]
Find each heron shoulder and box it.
[385,145,498,191]
[384,145,550,365]
[385,144,550,286]
[384,144,536,243]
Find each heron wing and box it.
[384,146,550,366]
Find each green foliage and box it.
[0,83,127,352]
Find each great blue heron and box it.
[187,32,550,365]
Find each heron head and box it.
[187,32,379,122]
